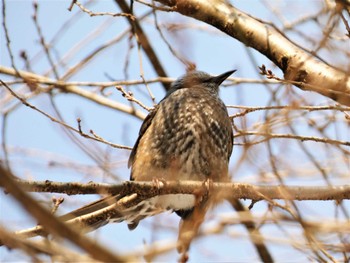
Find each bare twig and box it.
[32,2,60,79]
[1,80,133,150]
[75,0,135,19]
[1,0,19,76]
[235,130,350,147]
[116,0,170,91]
[116,85,153,111]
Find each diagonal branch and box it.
[0,164,133,262]
[155,0,350,106]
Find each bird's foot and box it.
[151,178,166,194]
[203,178,213,195]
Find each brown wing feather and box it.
[128,105,159,178]
[228,117,234,161]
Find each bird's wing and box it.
[58,194,125,231]
[228,117,234,161]
[128,105,159,173]
[58,193,166,232]
[59,194,122,221]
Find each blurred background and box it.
[1,0,349,261]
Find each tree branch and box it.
[0,225,97,262]
[115,0,171,90]
[11,179,350,201]
[0,164,133,262]
[3,179,349,252]
[0,66,146,120]
[155,0,350,106]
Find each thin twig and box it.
[116,85,152,111]
[1,80,132,150]
[75,0,135,19]
[235,130,350,147]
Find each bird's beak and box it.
[212,70,237,85]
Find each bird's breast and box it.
[131,88,230,182]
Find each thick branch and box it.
[11,179,350,201]
[156,0,350,106]
[3,179,349,248]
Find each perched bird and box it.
[60,70,236,251]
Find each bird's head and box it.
[168,70,236,96]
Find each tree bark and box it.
[156,0,350,106]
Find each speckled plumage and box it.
[127,70,235,228]
[60,70,236,233]
[129,72,233,182]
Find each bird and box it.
[60,69,236,252]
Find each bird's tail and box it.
[59,194,169,232]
